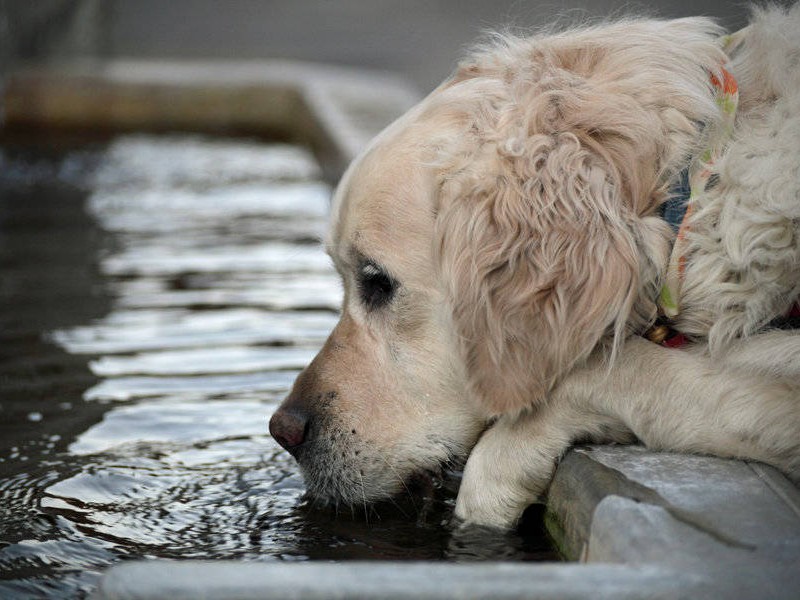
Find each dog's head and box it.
[270,18,725,507]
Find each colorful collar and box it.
[657,65,739,319]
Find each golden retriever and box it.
[270,5,800,529]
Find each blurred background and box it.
[1,0,760,93]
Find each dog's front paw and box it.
[454,465,531,530]
[453,423,553,529]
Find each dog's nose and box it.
[269,408,310,454]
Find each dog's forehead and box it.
[328,129,437,269]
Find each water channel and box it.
[0,133,556,597]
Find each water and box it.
[0,133,557,598]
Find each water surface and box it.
[0,134,556,598]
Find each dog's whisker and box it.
[384,494,411,520]
[379,455,418,510]
[358,470,370,526]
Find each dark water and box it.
[0,134,557,598]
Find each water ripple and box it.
[52,309,338,354]
[89,346,318,377]
[2,134,331,597]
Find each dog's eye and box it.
[358,261,396,310]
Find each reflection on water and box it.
[0,134,556,598]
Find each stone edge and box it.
[1,59,420,182]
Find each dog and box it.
[270,4,800,529]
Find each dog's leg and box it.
[568,336,800,481]
[455,335,800,529]
[717,330,800,380]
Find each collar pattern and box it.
[658,65,740,319]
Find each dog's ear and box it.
[432,23,723,415]
[436,108,666,416]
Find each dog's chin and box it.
[284,407,474,511]
[295,437,463,513]
[299,460,441,507]
[299,463,465,524]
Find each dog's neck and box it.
[647,59,800,346]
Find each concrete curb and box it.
[6,60,799,599]
[1,59,420,180]
[89,561,697,600]
[547,446,800,598]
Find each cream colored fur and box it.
[676,6,800,349]
[275,5,800,529]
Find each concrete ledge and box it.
[1,60,420,179]
[547,446,800,598]
[91,560,699,600]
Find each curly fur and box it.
[433,16,731,414]
[676,4,800,349]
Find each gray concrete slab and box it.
[587,446,800,560]
[91,561,700,600]
[3,0,757,93]
[547,446,800,598]
[588,497,800,599]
